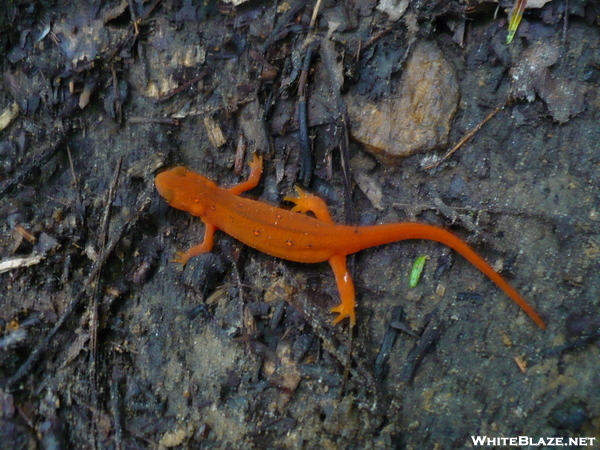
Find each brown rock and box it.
[346,40,460,164]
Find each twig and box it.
[0,131,65,199]
[424,102,506,170]
[374,307,407,380]
[319,38,355,224]
[260,1,306,53]
[234,132,247,176]
[110,367,124,450]
[297,40,318,186]
[104,0,163,62]
[296,0,325,186]
[362,19,406,53]
[89,158,123,449]
[561,0,569,46]
[308,0,323,31]
[295,0,326,187]
[339,324,353,397]
[111,66,123,125]
[364,26,395,49]
[0,255,44,274]
[66,146,79,186]
[97,159,123,252]
[156,70,208,103]
[128,117,180,125]
[400,312,446,384]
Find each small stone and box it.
[159,428,187,448]
[346,40,459,164]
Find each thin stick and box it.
[156,71,208,102]
[89,158,122,449]
[424,102,505,170]
[297,41,317,186]
[308,0,323,31]
[128,117,180,125]
[339,324,353,397]
[66,145,79,186]
[0,132,65,199]
[111,66,123,125]
[561,0,569,46]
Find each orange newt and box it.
[155,155,546,329]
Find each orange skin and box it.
[155,155,546,329]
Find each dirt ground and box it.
[0,0,599,449]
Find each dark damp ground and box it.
[0,1,599,449]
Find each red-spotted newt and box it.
[155,155,546,329]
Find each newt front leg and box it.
[227,153,263,195]
[166,154,263,266]
[174,223,216,265]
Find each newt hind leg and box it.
[284,186,334,224]
[285,188,356,325]
[328,254,357,327]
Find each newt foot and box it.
[283,186,312,213]
[173,251,191,265]
[249,153,263,171]
[331,303,356,327]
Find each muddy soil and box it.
[0,1,599,449]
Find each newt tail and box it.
[344,223,546,329]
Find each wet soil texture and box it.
[0,1,599,449]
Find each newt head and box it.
[155,166,217,218]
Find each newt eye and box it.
[172,166,188,177]
[159,187,175,203]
